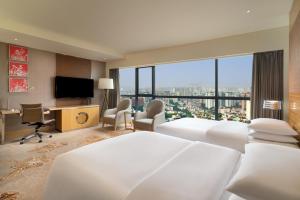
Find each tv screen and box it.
[55,76,94,98]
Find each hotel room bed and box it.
[44,132,241,200]
[156,118,249,152]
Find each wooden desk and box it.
[0,105,100,144]
[0,110,20,144]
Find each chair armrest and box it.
[134,111,147,120]
[152,112,166,130]
[115,110,127,120]
[104,108,117,116]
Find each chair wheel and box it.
[20,141,24,145]
[38,140,42,143]
[49,135,53,138]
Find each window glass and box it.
[158,98,215,121]
[138,67,152,95]
[156,59,215,96]
[119,68,135,95]
[218,100,251,122]
[218,55,253,97]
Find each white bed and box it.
[156,118,249,152]
[44,132,241,200]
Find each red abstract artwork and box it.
[9,62,28,77]
[9,78,28,93]
[9,45,29,62]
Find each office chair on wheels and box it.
[20,104,55,144]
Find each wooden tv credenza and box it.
[52,105,100,132]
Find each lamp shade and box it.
[98,78,114,89]
[263,100,282,110]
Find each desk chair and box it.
[20,104,55,144]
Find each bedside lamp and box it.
[263,100,282,110]
[98,78,114,116]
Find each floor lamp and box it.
[98,78,114,117]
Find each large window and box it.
[119,54,253,122]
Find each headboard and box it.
[289,2,300,137]
[289,94,300,133]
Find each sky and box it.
[119,54,253,89]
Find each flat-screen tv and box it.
[55,76,94,98]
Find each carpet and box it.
[0,126,132,200]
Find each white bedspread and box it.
[44,132,241,200]
[156,118,249,152]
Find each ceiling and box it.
[0,0,293,61]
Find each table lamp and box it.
[98,78,114,116]
[263,100,282,110]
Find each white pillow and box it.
[226,143,300,200]
[249,118,298,136]
[249,130,299,144]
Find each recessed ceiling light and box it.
[13,38,18,41]
[246,10,251,14]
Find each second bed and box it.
[156,118,249,152]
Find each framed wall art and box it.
[9,45,29,62]
[9,77,28,93]
[9,62,28,77]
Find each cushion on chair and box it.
[104,114,116,119]
[135,118,153,124]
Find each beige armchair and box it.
[102,99,132,130]
[133,99,165,131]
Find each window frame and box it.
[120,57,251,120]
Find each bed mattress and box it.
[44,132,241,200]
[156,118,249,152]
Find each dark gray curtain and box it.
[108,69,120,108]
[251,50,283,119]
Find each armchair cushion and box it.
[104,108,117,116]
[134,111,147,120]
[104,114,115,119]
[135,118,153,124]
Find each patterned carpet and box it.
[0,126,132,200]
